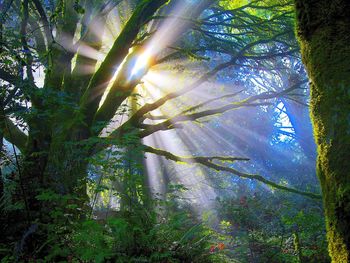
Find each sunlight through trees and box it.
[0,0,347,262]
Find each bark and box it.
[295,1,350,262]
[43,139,89,196]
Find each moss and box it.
[295,0,350,262]
[293,232,303,262]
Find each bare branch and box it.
[137,79,305,137]
[126,59,236,127]
[181,89,245,114]
[139,102,270,137]
[143,145,322,200]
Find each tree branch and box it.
[80,0,169,128]
[0,68,18,85]
[139,102,270,137]
[44,0,79,90]
[32,0,53,46]
[0,115,27,152]
[20,0,34,83]
[126,59,236,128]
[66,16,107,99]
[143,145,322,199]
[67,1,123,100]
[0,0,14,26]
[90,0,216,130]
[180,89,245,114]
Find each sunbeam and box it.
[1,0,331,261]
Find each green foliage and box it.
[72,220,112,262]
[219,0,249,9]
[37,201,230,262]
[216,191,330,262]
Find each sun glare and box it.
[130,50,153,78]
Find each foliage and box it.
[69,210,222,263]
[1,183,230,262]
[216,189,330,262]
[0,0,331,261]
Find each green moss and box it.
[295,1,350,262]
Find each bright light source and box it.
[130,50,152,78]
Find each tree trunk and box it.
[295,1,350,261]
[44,138,89,196]
[19,121,91,222]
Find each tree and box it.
[0,0,320,253]
[295,0,350,261]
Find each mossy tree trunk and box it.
[19,123,91,222]
[295,1,350,261]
